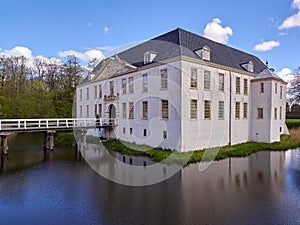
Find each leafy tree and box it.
[289,67,300,104]
[0,54,84,119]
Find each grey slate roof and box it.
[252,68,284,81]
[91,28,267,76]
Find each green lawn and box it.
[102,127,300,165]
[286,119,300,128]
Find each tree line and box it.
[0,55,84,118]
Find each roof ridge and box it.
[178,28,183,56]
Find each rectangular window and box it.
[204,71,210,90]
[98,85,102,98]
[190,99,197,119]
[161,100,169,119]
[218,101,224,119]
[244,79,248,95]
[190,68,198,88]
[161,69,168,89]
[204,100,211,119]
[94,104,97,116]
[130,128,133,135]
[236,77,240,94]
[98,104,102,117]
[142,101,148,119]
[123,127,126,134]
[257,108,264,119]
[86,88,89,100]
[129,77,134,93]
[260,83,264,93]
[274,107,277,120]
[280,106,282,120]
[86,105,89,117]
[280,86,282,99]
[142,74,148,92]
[243,102,248,119]
[79,89,82,101]
[275,83,278,94]
[143,129,147,137]
[128,102,134,119]
[163,130,167,139]
[122,78,127,94]
[109,81,114,96]
[122,103,127,118]
[219,73,224,91]
[235,102,240,119]
[79,105,82,117]
[94,86,97,99]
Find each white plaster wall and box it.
[270,81,288,142]
[180,61,231,152]
[77,61,182,151]
[231,72,251,145]
[76,61,288,151]
[250,80,271,142]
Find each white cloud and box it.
[277,68,294,88]
[279,0,300,29]
[58,49,105,62]
[1,46,33,58]
[254,41,280,52]
[0,46,63,69]
[87,22,93,27]
[293,0,300,9]
[203,18,233,44]
[104,26,109,34]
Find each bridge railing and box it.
[0,118,117,131]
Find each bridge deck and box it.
[0,118,117,133]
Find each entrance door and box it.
[108,104,116,125]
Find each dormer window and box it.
[144,51,157,64]
[195,46,211,61]
[241,61,254,72]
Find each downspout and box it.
[229,71,232,146]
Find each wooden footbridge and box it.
[0,118,117,155]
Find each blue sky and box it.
[1,0,300,79]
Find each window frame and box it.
[260,83,264,93]
[219,73,225,91]
[122,103,127,119]
[218,101,224,119]
[243,79,248,95]
[122,78,127,94]
[142,101,148,119]
[161,100,169,119]
[204,100,211,119]
[160,69,168,89]
[257,108,264,119]
[190,99,198,119]
[128,102,134,119]
[243,102,248,119]
[235,101,240,119]
[142,74,148,92]
[129,77,134,94]
[204,70,211,90]
[236,77,240,94]
[190,68,198,89]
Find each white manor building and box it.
[76,28,288,152]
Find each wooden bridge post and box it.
[0,133,10,155]
[43,130,56,150]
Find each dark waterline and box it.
[0,133,299,225]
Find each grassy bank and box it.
[102,127,300,165]
[286,119,300,128]
[55,132,75,145]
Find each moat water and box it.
[0,133,299,225]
